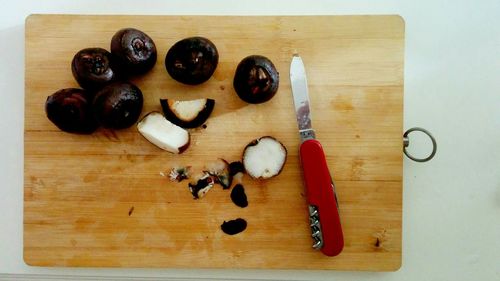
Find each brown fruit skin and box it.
[45,88,98,134]
[159,98,215,128]
[92,82,143,129]
[233,55,279,104]
[177,140,191,154]
[71,48,120,91]
[110,28,157,75]
[165,37,219,85]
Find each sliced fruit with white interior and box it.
[242,136,287,179]
[137,111,190,154]
[160,98,215,128]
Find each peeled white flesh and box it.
[243,137,287,179]
[169,99,207,121]
[137,111,190,154]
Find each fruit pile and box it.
[44,28,288,235]
[46,29,279,139]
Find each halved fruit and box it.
[137,111,190,154]
[160,98,215,128]
[242,136,287,179]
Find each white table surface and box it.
[1,0,499,280]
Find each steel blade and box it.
[290,55,312,131]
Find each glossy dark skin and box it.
[221,218,247,235]
[92,82,143,129]
[159,98,215,128]
[230,184,248,208]
[229,161,244,176]
[233,55,279,104]
[45,88,98,134]
[71,48,119,91]
[111,28,157,75]
[165,37,219,85]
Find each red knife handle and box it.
[300,139,344,256]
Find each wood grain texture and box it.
[24,14,405,271]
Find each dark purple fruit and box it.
[165,37,219,85]
[71,48,119,91]
[92,82,143,129]
[45,88,98,134]
[111,28,157,75]
[233,55,279,104]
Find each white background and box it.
[1,0,499,280]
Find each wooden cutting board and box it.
[24,14,404,271]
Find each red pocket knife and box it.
[290,54,344,256]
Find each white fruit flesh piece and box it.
[169,99,207,121]
[243,137,287,179]
[137,112,190,153]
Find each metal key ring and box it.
[403,127,437,162]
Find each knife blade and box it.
[290,54,344,257]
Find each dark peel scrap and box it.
[230,184,248,208]
[229,161,244,176]
[205,159,232,189]
[188,173,214,199]
[221,218,247,235]
[169,166,191,182]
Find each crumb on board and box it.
[168,166,191,182]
